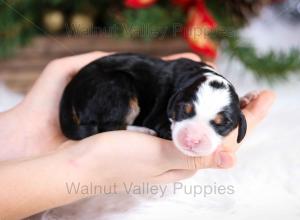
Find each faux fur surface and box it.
[1,7,299,220]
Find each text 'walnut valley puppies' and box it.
[59,53,248,157]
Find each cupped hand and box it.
[0,52,112,159]
[66,91,275,189]
[0,52,275,184]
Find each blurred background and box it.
[1,0,300,94]
[1,1,300,219]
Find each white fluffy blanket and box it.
[1,7,299,220]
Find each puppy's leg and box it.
[143,108,172,139]
[63,71,140,139]
[154,117,172,139]
[240,91,259,109]
[142,88,172,139]
[126,126,157,136]
[97,96,140,133]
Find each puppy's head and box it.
[167,71,246,157]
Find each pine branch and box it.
[221,32,300,81]
[114,5,184,41]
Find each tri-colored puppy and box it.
[59,53,247,156]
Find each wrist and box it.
[62,135,114,189]
[61,138,105,185]
[0,144,89,219]
[55,142,93,198]
[0,108,24,160]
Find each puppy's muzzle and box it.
[172,121,217,156]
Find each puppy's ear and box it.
[237,112,247,143]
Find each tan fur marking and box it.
[72,106,80,125]
[214,113,223,125]
[184,103,193,114]
[125,97,140,125]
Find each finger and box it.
[162,52,201,62]
[162,53,218,70]
[152,170,197,184]
[53,51,115,78]
[222,90,276,152]
[26,51,112,106]
[205,61,217,69]
[242,90,276,127]
[183,150,236,170]
[42,51,113,81]
[160,141,236,171]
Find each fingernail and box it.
[216,152,232,168]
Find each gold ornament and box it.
[43,10,64,33]
[70,13,93,34]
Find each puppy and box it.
[59,53,247,156]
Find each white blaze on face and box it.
[172,73,232,157]
[194,73,231,121]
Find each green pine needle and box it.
[222,32,300,81]
[0,1,300,81]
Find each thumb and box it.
[153,149,236,183]
[163,143,236,170]
[222,90,276,151]
[242,90,276,131]
[152,170,197,184]
[183,150,236,170]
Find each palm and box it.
[15,53,113,154]
[2,52,274,161]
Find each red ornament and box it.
[183,0,218,59]
[124,0,157,9]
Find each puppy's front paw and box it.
[240,91,259,109]
[126,126,157,136]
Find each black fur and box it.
[59,53,246,142]
[210,80,226,89]
[209,85,247,142]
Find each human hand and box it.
[0,51,275,177]
[58,53,276,188]
[0,52,275,219]
[0,51,226,160]
[0,52,112,160]
[63,90,275,190]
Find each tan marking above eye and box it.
[184,103,193,114]
[214,114,224,125]
[72,106,80,125]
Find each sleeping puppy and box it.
[59,53,247,157]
